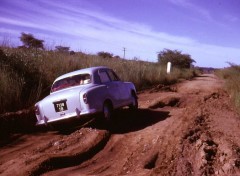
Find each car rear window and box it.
[51,74,91,92]
[107,70,120,81]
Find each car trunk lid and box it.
[39,86,86,122]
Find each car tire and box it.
[129,92,138,110]
[103,101,113,121]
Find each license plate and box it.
[53,100,67,112]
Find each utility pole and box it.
[123,47,126,59]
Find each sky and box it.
[0,0,240,68]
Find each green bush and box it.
[157,49,195,69]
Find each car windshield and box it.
[51,73,91,92]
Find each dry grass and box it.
[0,47,198,114]
[216,65,240,112]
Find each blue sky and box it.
[0,0,240,68]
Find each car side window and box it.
[107,70,120,81]
[99,71,111,83]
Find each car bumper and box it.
[36,109,98,126]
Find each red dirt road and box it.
[1,74,240,176]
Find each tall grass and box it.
[0,66,23,111]
[0,47,198,114]
[216,65,240,112]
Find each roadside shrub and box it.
[157,49,195,69]
[216,65,240,112]
[97,51,113,58]
[0,66,23,112]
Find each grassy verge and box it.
[0,47,198,114]
[215,65,240,112]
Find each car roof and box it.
[54,66,108,82]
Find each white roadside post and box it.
[167,62,171,74]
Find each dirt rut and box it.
[1,74,240,176]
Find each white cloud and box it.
[168,0,212,21]
[224,14,238,22]
[0,17,46,31]
[0,0,239,67]
[0,27,20,35]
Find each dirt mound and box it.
[148,95,181,109]
[0,107,36,140]
[0,128,109,176]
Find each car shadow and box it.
[0,108,170,146]
[88,108,170,134]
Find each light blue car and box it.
[35,66,138,126]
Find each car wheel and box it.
[129,92,138,110]
[103,101,113,121]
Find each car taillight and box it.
[35,106,40,115]
[83,93,88,104]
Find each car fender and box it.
[80,84,113,112]
[123,82,137,96]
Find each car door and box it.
[107,69,130,105]
[98,69,121,107]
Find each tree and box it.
[19,32,44,49]
[157,49,195,68]
[55,45,70,52]
[69,50,75,55]
[97,51,113,58]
